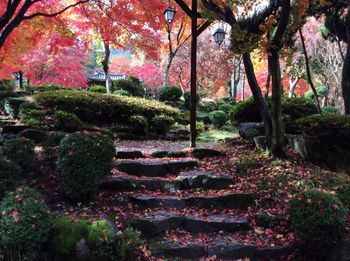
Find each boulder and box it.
[208,240,256,260]
[19,129,47,143]
[191,148,224,158]
[151,150,187,158]
[326,235,350,261]
[151,241,206,259]
[288,135,326,161]
[177,171,233,190]
[115,151,144,159]
[239,122,264,140]
[256,213,285,228]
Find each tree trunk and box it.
[243,52,273,149]
[342,14,350,114]
[299,29,322,114]
[269,50,285,157]
[288,77,300,98]
[163,57,173,86]
[265,72,271,98]
[102,41,111,94]
[19,71,23,89]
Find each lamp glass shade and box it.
[213,28,225,45]
[164,7,176,24]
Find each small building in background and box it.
[87,71,127,86]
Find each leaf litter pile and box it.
[33,139,350,260]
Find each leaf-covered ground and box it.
[34,139,350,260]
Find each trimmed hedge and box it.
[0,157,21,197]
[113,76,145,97]
[129,115,148,135]
[34,90,179,125]
[3,97,27,118]
[183,91,200,110]
[230,97,261,126]
[158,86,182,102]
[209,110,228,128]
[53,110,83,132]
[0,187,51,260]
[150,115,175,134]
[198,99,218,113]
[89,85,106,93]
[289,189,346,251]
[57,132,115,200]
[0,79,15,91]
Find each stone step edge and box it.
[116,193,255,210]
[150,240,294,260]
[130,212,250,236]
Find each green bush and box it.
[24,118,50,130]
[34,90,179,125]
[158,86,182,102]
[0,91,19,104]
[183,91,200,110]
[336,184,350,210]
[322,106,339,115]
[219,103,234,114]
[53,110,83,132]
[89,85,106,93]
[218,97,236,106]
[282,97,317,121]
[209,110,228,128]
[26,83,69,93]
[51,216,89,256]
[0,79,15,91]
[43,131,67,148]
[19,101,39,111]
[289,189,346,251]
[230,98,261,126]
[296,115,350,149]
[3,97,27,117]
[89,227,142,261]
[3,138,36,173]
[114,89,131,96]
[196,121,206,134]
[150,115,175,134]
[305,85,328,99]
[18,108,46,123]
[0,157,21,197]
[114,77,145,97]
[57,132,115,200]
[198,99,218,113]
[0,187,51,260]
[129,115,148,135]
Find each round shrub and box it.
[336,184,350,210]
[281,97,317,121]
[113,77,145,97]
[322,106,339,115]
[0,79,15,91]
[183,91,200,110]
[289,189,346,251]
[219,97,236,106]
[114,89,131,96]
[158,86,182,102]
[0,157,21,197]
[230,98,261,126]
[198,99,218,113]
[3,97,27,118]
[209,110,228,128]
[150,115,175,134]
[129,115,148,135]
[3,138,36,173]
[219,103,234,114]
[57,132,115,200]
[51,216,89,256]
[0,186,51,260]
[19,101,39,112]
[89,227,142,261]
[53,110,83,132]
[305,85,328,99]
[89,85,106,93]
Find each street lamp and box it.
[164,6,176,24]
[213,28,225,45]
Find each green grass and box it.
[198,129,238,142]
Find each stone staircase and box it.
[100,147,293,260]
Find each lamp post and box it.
[213,28,226,45]
[166,0,211,148]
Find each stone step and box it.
[115,151,145,159]
[151,238,294,260]
[100,171,233,192]
[125,193,254,210]
[191,148,224,158]
[151,150,187,158]
[130,211,250,236]
[115,159,199,177]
